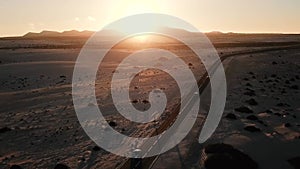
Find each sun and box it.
[99,0,165,35]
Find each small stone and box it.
[244,125,261,132]
[142,99,149,104]
[131,99,138,104]
[0,127,11,133]
[284,123,291,128]
[246,83,252,87]
[247,115,258,121]
[108,121,117,127]
[54,164,70,169]
[245,98,258,106]
[92,146,101,151]
[10,165,23,169]
[244,90,256,96]
[225,113,237,120]
[235,106,253,114]
[290,85,299,90]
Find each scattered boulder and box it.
[244,89,256,96]
[265,109,273,114]
[284,123,291,128]
[142,99,149,104]
[10,165,23,169]
[235,106,253,114]
[225,113,237,120]
[203,143,258,169]
[244,125,261,132]
[108,121,117,127]
[271,74,277,78]
[54,164,70,169]
[246,83,252,87]
[0,127,12,133]
[131,99,138,104]
[247,115,258,121]
[287,156,300,169]
[92,145,101,151]
[290,85,299,90]
[245,98,258,106]
[274,112,282,117]
[276,103,290,107]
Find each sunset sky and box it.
[1,0,300,37]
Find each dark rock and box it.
[131,99,138,103]
[272,61,277,65]
[290,85,299,90]
[276,103,290,107]
[271,74,276,78]
[235,106,253,114]
[245,98,258,106]
[274,112,282,117]
[142,99,149,104]
[247,115,258,121]
[287,156,300,169]
[54,164,70,169]
[244,125,261,132]
[225,113,237,120]
[92,145,101,151]
[0,127,12,133]
[10,165,23,169]
[108,121,117,127]
[204,143,258,169]
[284,123,291,128]
[244,89,256,96]
[265,109,273,114]
[246,83,252,87]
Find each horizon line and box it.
[1,29,300,38]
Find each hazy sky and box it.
[1,0,300,36]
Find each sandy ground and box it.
[152,48,300,169]
[0,33,300,169]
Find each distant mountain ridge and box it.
[23,30,95,38]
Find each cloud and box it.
[87,16,96,22]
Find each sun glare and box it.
[109,0,163,34]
